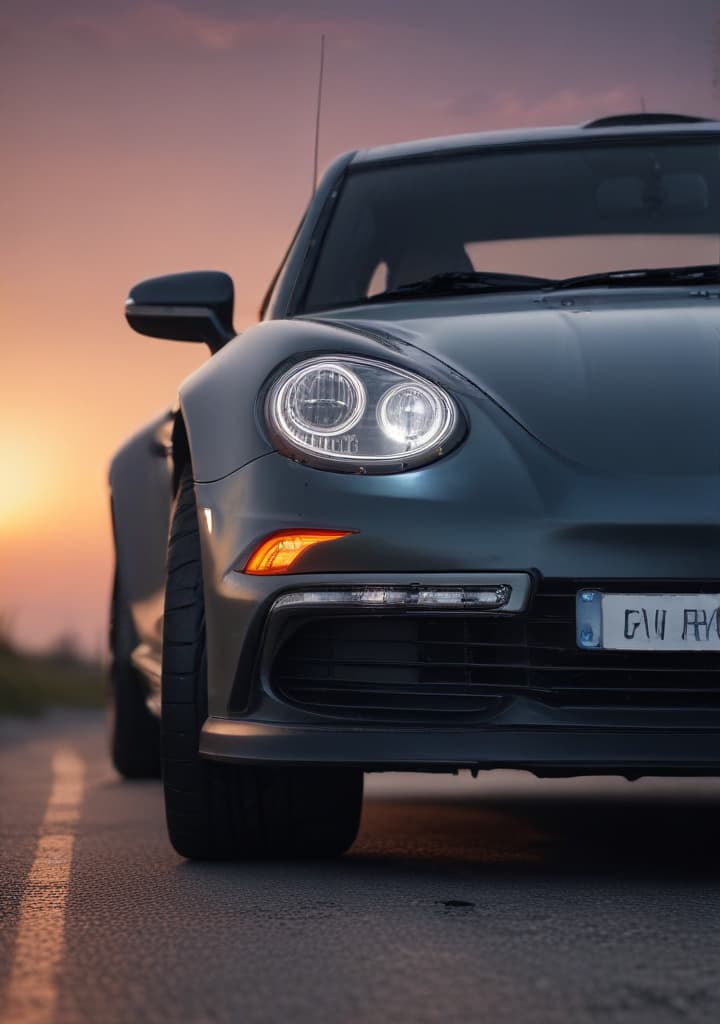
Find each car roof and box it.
[351,115,720,167]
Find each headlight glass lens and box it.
[378,382,443,446]
[282,363,365,436]
[267,355,461,472]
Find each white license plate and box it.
[575,591,720,651]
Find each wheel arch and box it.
[108,409,176,641]
[170,408,191,494]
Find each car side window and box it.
[366,261,389,296]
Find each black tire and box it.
[161,467,364,860]
[108,571,161,780]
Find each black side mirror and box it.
[125,271,236,353]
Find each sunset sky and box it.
[2,0,719,655]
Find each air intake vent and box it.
[584,113,711,129]
[270,579,720,720]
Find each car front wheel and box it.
[161,466,364,860]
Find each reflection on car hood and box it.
[323,294,720,475]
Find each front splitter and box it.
[200,717,720,775]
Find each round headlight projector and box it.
[377,382,445,446]
[267,355,461,472]
[282,362,366,436]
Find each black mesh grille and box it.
[270,579,720,718]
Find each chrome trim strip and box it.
[266,573,533,615]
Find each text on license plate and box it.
[575,592,720,651]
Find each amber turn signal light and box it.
[243,530,353,575]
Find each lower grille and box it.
[270,579,720,718]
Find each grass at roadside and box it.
[0,647,105,716]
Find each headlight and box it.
[279,362,366,437]
[266,355,463,472]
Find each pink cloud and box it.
[62,3,368,53]
[441,86,640,130]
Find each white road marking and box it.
[2,749,86,1024]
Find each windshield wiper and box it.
[547,264,720,291]
[310,265,720,314]
[362,271,554,304]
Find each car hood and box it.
[323,294,720,475]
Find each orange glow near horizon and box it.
[0,440,55,536]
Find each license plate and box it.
[576,591,720,651]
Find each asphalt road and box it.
[2,712,720,1024]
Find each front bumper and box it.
[196,570,720,775]
[193,448,720,771]
[200,716,720,776]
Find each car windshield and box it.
[302,136,720,312]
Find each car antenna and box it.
[312,34,326,196]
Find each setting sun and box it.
[0,439,55,535]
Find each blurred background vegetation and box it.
[0,612,104,716]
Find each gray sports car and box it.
[109,112,720,860]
